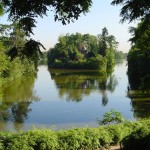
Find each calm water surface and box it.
[0,61,149,131]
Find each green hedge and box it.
[0,119,150,150]
[122,125,150,150]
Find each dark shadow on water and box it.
[127,74,150,119]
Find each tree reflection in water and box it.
[0,76,40,131]
[49,69,118,105]
[127,75,150,119]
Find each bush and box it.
[99,109,126,125]
[122,126,150,150]
[0,120,150,150]
[0,56,36,86]
[1,130,58,150]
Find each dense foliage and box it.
[111,0,150,23]
[48,29,118,71]
[112,0,150,90]
[0,119,150,149]
[99,109,126,125]
[123,125,150,150]
[127,18,150,90]
[0,22,43,86]
[128,50,150,90]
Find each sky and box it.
[0,0,137,52]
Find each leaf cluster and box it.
[1,0,92,35]
[111,0,150,23]
[99,109,126,125]
[129,17,150,50]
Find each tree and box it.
[111,0,150,90]
[0,22,45,67]
[1,0,92,35]
[48,32,117,71]
[0,41,8,78]
[98,28,118,70]
[0,2,4,16]
[99,109,126,125]
[107,35,118,50]
[111,0,150,23]
[99,27,108,57]
[111,0,150,51]
[127,18,150,90]
[128,18,150,51]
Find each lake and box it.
[0,61,150,131]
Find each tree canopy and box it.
[111,0,150,23]
[48,29,118,71]
[0,22,39,86]
[128,17,150,51]
[1,0,92,35]
[112,0,150,90]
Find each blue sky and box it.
[0,0,137,52]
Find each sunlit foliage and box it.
[48,29,118,71]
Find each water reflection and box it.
[127,75,150,119]
[49,69,118,105]
[0,76,39,131]
[2,62,150,131]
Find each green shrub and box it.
[0,120,150,150]
[97,127,112,148]
[99,109,126,125]
[1,130,58,150]
[82,128,100,149]
[25,130,58,150]
[0,56,36,86]
[122,126,150,150]
[57,129,85,150]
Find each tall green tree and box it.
[98,28,118,70]
[111,0,150,89]
[99,27,108,57]
[0,2,4,16]
[128,18,150,51]
[127,19,150,90]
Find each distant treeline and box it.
[39,52,48,65]
[115,51,127,60]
